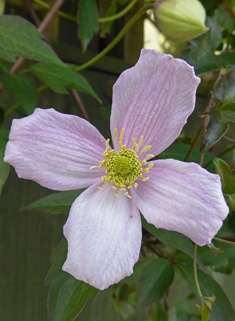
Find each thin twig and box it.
[204,144,235,168]
[70,89,90,122]
[9,0,65,75]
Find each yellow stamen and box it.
[135,143,139,153]
[112,186,118,190]
[127,184,132,189]
[140,145,152,154]
[141,160,147,165]
[148,163,154,169]
[118,140,122,149]
[122,145,126,151]
[132,137,136,149]
[141,177,149,181]
[146,154,154,159]
[125,191,132,198]
[114,128,118,141]
[106,138,110,148]
[134,183,138,188]
[138,135,143,146]
[120,128,125,142]
[98,186,106,190]
[143,168,149,173]
[115,193,120,197]
[89,165,98,169]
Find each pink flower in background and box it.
[4,49,228,290]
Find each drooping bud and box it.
[154,0,208,42]
[0,0,5,15]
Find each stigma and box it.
[90,128,154,198]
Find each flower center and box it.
[106,149,142,186]
[90,128,154,198]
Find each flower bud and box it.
[154,0,208,42]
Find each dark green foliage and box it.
[2,73,37,115]
[46,239,99,321]
[0,15,64,65]
[77,0,99,51]
[31,62,101,102]
[0,129,9,194]
[24,189,85,214]
[175,253,235,321]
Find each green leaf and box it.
[159,143,213,168]
[2,73,37,115]
[200,106,229,153]
[197,240,235,266]
[214,6,235,33]
[214,65,235,103]
[46,239,99,321]
[212,157,235,194]
[100,3,117,37]
[77,0,99,51]
[175,254,235,321]
[0,106,4,127]
[182,17,222,65]
[0,129,9,194]
[24,189,85,214]
[31,63,100,102]
[227,193,235,211]
[0,56,10,71]
[141,216,205,271]
[138,258,174,307]
[194,52,235,75]
[100,106,111,121]
[0,15,64,66]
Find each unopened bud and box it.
[154,0,208,42]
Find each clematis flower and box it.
[4,49,228,290]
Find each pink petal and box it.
[110,49,200,156]
[131,159,229,246]
[63,183,141,290]
[4,108,106,191]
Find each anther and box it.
[112,186,117,190]
[135,143,139,153]
[138,135,143,146]
[122,145,126,151]
[146,154,154,159]
[143,168,149,173]
[114,128,118,141]
[125,191,132,199]
[141,160,147,165]
[115,193,120,197]
[106,139,110,148]
[140,145,152,154]
[148,163,154,169]
[89,165,98,169]
[120,128,125,142]
[118,140,122,149]
[141,177,149,181]
[134,183,138,188]
[132,137,136,149]
[97,186,106,190]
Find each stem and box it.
[184,126,203,162]
[74,4,153,73]
[32,0,140,23]
[2,0,65,77]
[213,236,235,245]
[204,144,235,168]
[99,0,138,22]
[32,0,76,21]
[193,244,203,297]
[70,89,90,122]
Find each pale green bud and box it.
[154,0,208,42]
[0,0,5,15]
